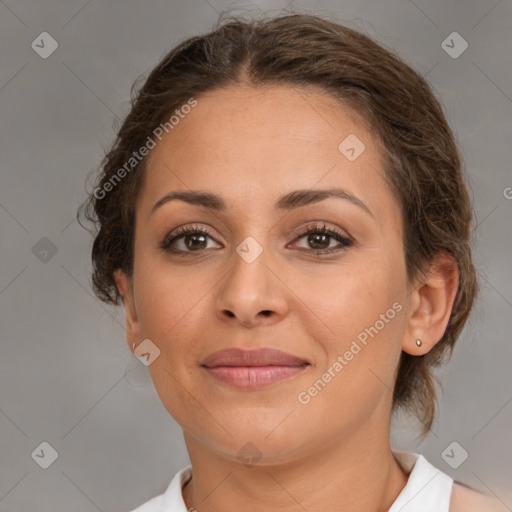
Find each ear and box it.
[403,252,459,355]
[113,269,141,352]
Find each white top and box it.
[126,450,494,511]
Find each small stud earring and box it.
[416,339,422,347]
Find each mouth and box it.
[200,348,310,389]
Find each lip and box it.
[201,348,309,389]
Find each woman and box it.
[79,13,502,511]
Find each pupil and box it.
[186,234,207,250]
[309,233,328,249]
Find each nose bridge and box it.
[214,233,288,326]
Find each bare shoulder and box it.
[450,482,506,512]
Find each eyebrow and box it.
[150,188,374,218]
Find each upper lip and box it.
[201,348,309,368]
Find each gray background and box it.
[0,0,511,510]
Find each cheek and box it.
[132,255,215,428]
[298,257,404,343]
[133,251,206,335]
[292,253,407,395]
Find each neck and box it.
[181,421,408,512]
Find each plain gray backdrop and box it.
[1,0,511,510]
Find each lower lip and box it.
[204,365,308,388]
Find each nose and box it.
[214,244,289,328]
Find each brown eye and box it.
[182,233,208,251]
[291,224,353,254]
[306,232,331,250]
[160,226,220,253]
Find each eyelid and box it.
[159,224,219,250]
[288,222,354,253]
[292,221,353,242]
[160,221,354,254]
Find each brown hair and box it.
[78,13,478,435]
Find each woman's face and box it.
[119,85,415,464]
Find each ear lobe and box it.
[113,269,141,351]
[403,252,459,356]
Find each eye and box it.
[159,225,220,254]
[159,222,353,256]
[289,223,353,254]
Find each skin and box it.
[114,84,459,511]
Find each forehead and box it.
[139,84,394,220]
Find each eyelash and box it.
[159,223,354,256]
